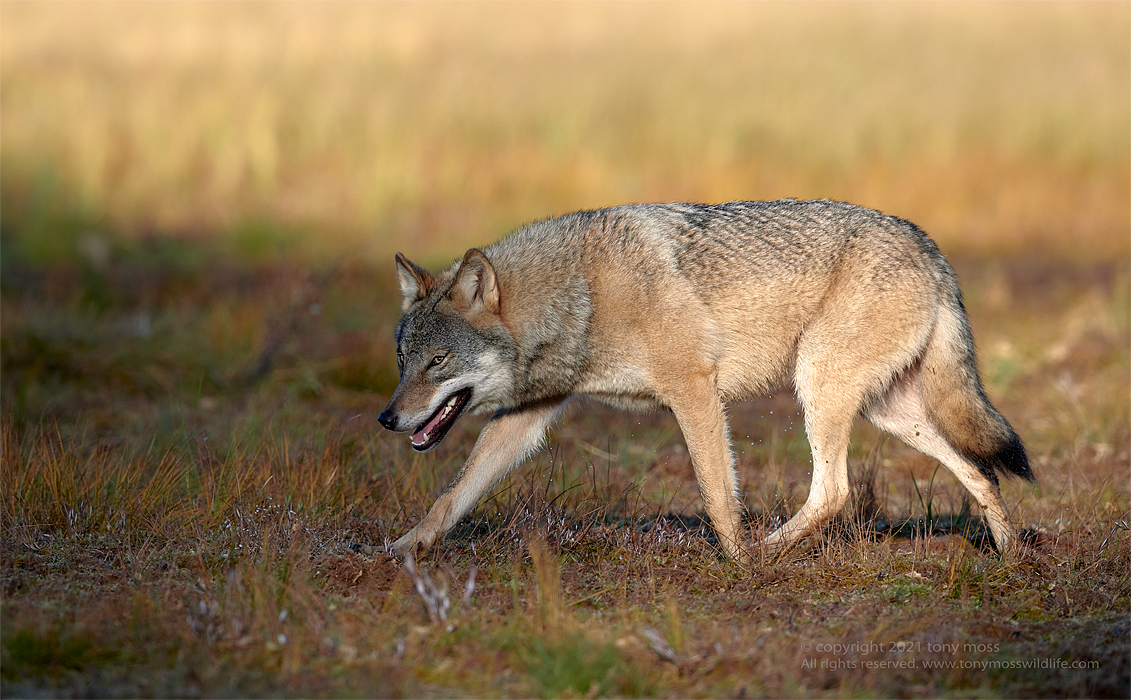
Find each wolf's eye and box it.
[396,352,404,372]
[430,354,446,367]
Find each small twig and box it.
[641,626,676,663]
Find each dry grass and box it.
[1,2,1129,698]
[1,252,1127,697]
[1,1,1128,263]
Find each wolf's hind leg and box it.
[762,382,855,555]
[864,367,1016,551]
[392,397,566,557]
[764,290,929,554]
[668,378,747,563]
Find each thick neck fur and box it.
[428,241,593,409]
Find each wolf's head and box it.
[377,249,518,451]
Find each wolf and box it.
[378,200,1033,562]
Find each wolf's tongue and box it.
[411,397,455,447]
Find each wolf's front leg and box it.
[392,398,566,557]
[668,379,748,564]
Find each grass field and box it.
[2,2,1129,698]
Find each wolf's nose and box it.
[377,410,398,431]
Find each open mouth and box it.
[410,388,471,452]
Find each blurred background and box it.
[1,1,1128,437]
[3,1,1127,263]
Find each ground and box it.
[2,251,1127,698]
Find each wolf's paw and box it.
[757,529,809,563]
[390,536,418,559]
[391,527,437,559]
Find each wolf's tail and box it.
[920,283,1035,484]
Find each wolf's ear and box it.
[395,253,434,312]
[450,248,500,317]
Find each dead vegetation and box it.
[1,251,1127,698]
